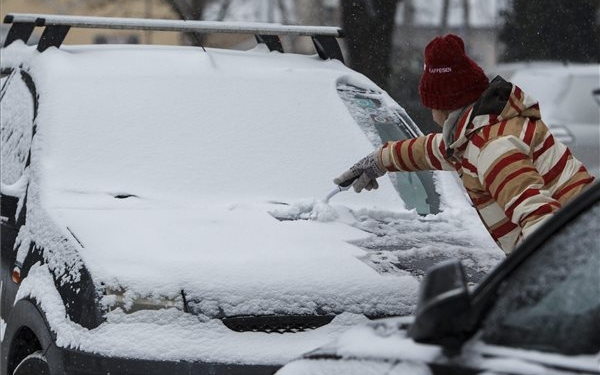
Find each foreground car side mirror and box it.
[408,259,470,346]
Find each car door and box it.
[456,185,600,374]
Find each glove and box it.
[333,148,386,193]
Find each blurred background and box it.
[1,0,599,167]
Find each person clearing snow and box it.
[334,34,596,254]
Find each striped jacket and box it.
[379,76,596,253]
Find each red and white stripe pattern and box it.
[379,84,595,253]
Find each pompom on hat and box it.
[418,34,489,110]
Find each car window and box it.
[337,83,440,215]
[479,199,600,355]
[1,69,35,186]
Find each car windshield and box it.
[31,46,438,215]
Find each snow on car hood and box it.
[52,200,420,317]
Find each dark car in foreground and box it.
[278,182,600,375]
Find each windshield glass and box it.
[337,84,440,215]
[32,46,435,214]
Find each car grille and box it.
[221,314,335,333]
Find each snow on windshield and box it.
[28,44,402,209]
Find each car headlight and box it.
[102,287,184,313]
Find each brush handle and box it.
[337,175,359,187]
[324,183,353,203]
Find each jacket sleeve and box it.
[379,133,456,172]
[476,134,562,239]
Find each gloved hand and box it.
[333,148,386,193]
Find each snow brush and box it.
[323,175,358,204]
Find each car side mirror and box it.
[593,88,600,106]
[408,259,470,346]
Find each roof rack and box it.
[2,13,345,62]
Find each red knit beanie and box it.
[418,34,489,110]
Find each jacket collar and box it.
[443,104,474,159]
[444,76,541,159]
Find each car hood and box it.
[285,315,600,375]
[49,199,420,318]
[297,315,442,363]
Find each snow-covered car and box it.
[277,182,600,375]
[0,14,501,375]
[493,63,600,177]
